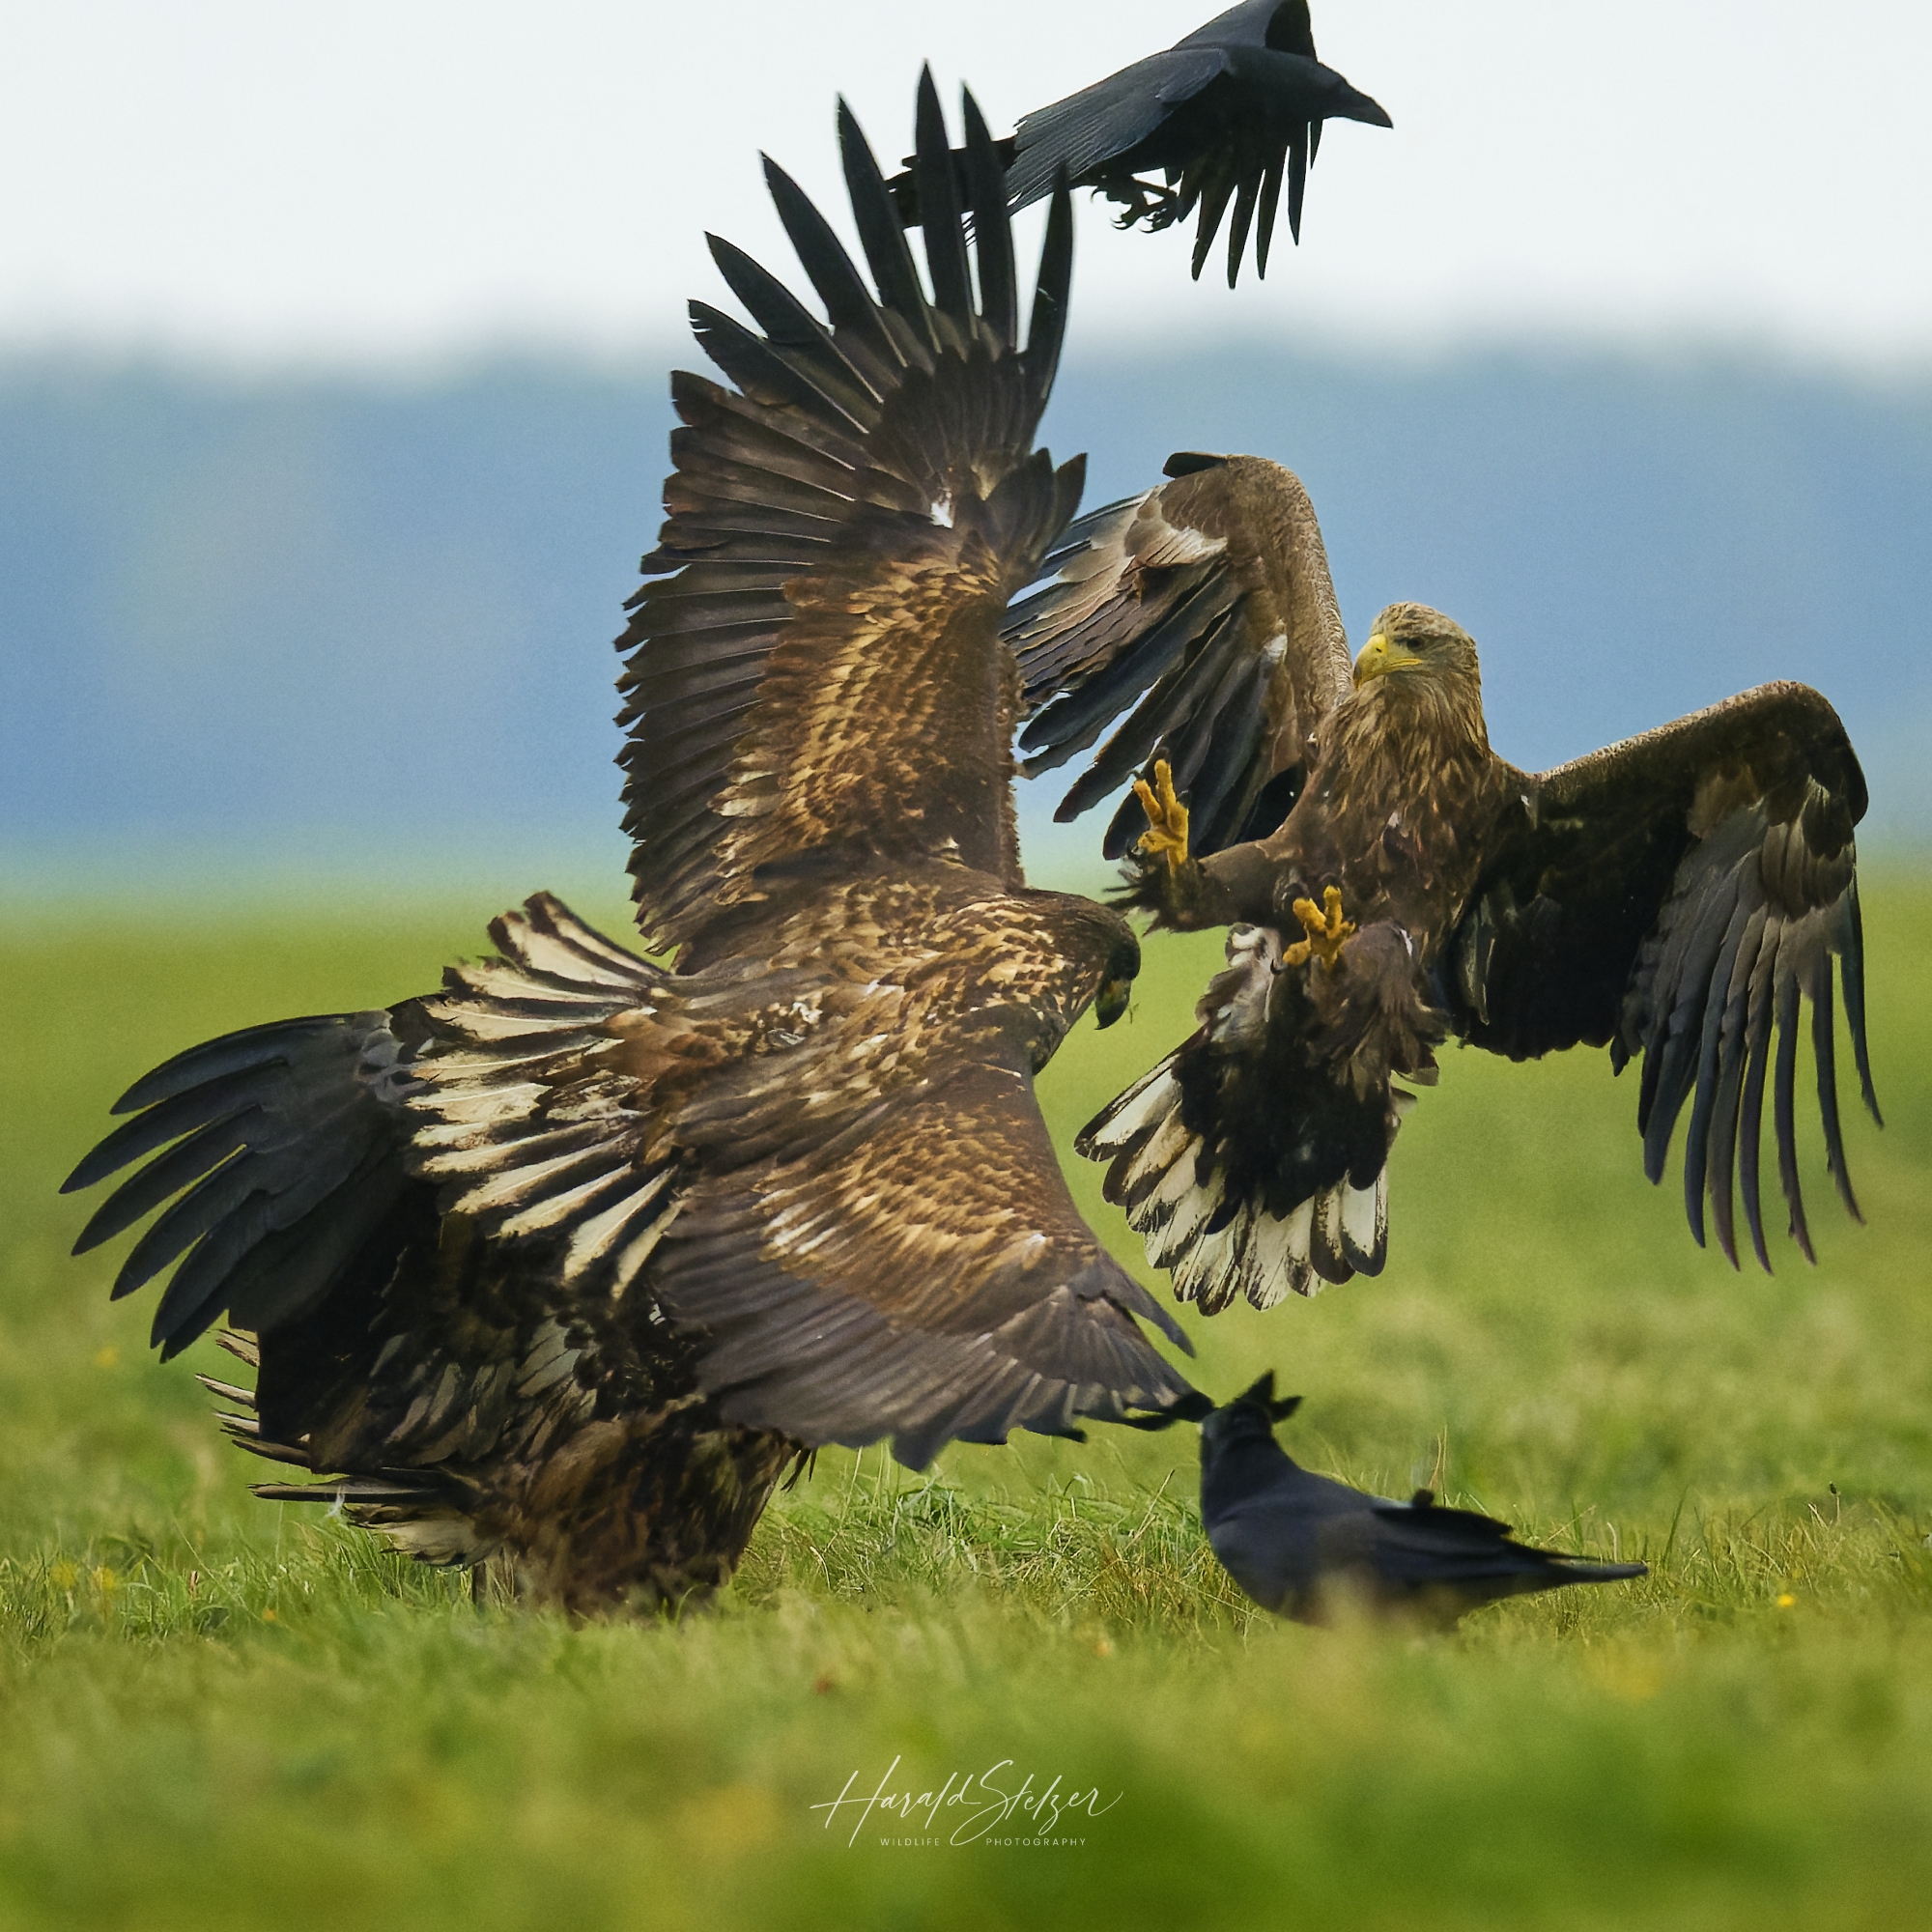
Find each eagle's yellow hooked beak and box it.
[1095,975,1132,1030]
[1352,631,1425,687]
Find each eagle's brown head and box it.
[1093,923,1141,1031]
[1053,896,1141,1032]
[1349,604,1489,755]
[1351,603,1481,693]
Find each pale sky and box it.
[4,1,1930,367]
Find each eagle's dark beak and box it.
[1095,976,1132,1029]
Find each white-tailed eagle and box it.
[1008,452,1878,1311]
[63,84,1197,1610]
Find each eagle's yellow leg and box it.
[1282,885,1355,970]
[1132,759,1190,870]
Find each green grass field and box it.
[3,878,1928,1931]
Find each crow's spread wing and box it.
[620,75,1083,955]
[1005,2,1389,286]
[63,1006,434,1359]
[1001,46,1230,205]
[883,7,1389,286]
[1450,682,1878,1267]
[1009,452,1351,859]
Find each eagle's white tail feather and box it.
[1120,1109,1192,1194]
[1081,1064,1182,1153]
[1083,1041,1392,1311]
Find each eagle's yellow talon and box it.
[1287,885,1354,971]
[1133,758,1191,871]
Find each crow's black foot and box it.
[1098,176,1183,233]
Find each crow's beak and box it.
[1119,1390,1214,1431]
[1095,976,1132,1029]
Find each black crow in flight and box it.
[889,1,1390,286]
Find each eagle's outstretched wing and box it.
[1448,682,1878,1270]
[1007,451,1351,859]
[620,74,1082,957]
[54,911,674,1563]
[662,1054,1193,1469]
[407,898,1195,1470]
[61,1006,434,1359]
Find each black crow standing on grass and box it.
[1161,1375,1647,1625]
[889,0,1391,286]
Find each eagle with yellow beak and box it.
[1008,453,1877,1310]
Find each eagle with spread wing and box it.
[1008,452,1878,1311]
[887,0,1391,287]
[61,83,1195,1610]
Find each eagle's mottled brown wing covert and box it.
[1008,452,1351,859]
[620,74,1084,954]
[403,899,1196,1469]
[656,1054,1194,1468]
[1448,682,1878,1269]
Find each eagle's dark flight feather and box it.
[1447,684,1875,1271]
[1009,454,1350,860]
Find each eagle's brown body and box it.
[1204,618,1512,955]
[230,1236,793,1614]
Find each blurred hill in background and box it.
[4,345,1927,902]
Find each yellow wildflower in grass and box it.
[1777,1594,1798,1608]
[48,1561,77,1591]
